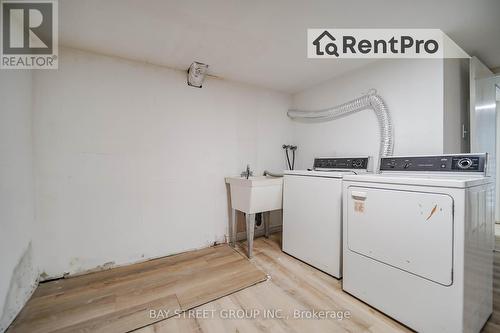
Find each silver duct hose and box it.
[287,89,394,157]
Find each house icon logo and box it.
[312,30,339,56]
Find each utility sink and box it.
[225,176,283,214]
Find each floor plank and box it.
[495,224,500,251]
[8,233,500,333]
[7,245,266,333]
[139,234,500,333]
[138,235,411,333]
[481,233,500,333]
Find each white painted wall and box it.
[496,79,500,223]
[0,72,38,332]
[290,59,445,169]
[469,57,497,220]
[4,48,465,294]
[33,47,292,278]
[443,59,469,153]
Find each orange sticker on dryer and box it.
[354,201,365,213]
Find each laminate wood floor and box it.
[483,234,500,332]
[7,245,267,333]
[495,224,500,251]
[138,234,500,333]
[137,235,408,333]
[8,234,500,333]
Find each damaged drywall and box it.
[33,47,292,278]
[0,243,38,332]
[0,66,37,333]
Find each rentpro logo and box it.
[308,29,467,59]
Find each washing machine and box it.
[283,157,372,278]
[342,154,494,333]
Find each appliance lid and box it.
[284,169,358,178]
[343,173,492,188]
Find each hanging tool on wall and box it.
[282,144,297,170]
[263,145,298,177]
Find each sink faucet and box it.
[241,164,253,179]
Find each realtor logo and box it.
[1,0,58,69]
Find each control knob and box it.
[457,158,473,169]
[352,159,362,168]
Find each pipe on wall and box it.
[287,89,394,157]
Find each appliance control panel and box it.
[379,154,487,172]
[314,157,370,170]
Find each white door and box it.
[283,175,342,277]
[346,186,454,286]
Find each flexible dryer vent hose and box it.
[287,89,394,157]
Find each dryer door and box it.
[346,186,454,286]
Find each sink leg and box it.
[231,209,237,247]
[264,211,270,238]
[246,213,255,258]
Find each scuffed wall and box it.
[32,47,292,279]
[0,71,38,332]
[0,244,38,332]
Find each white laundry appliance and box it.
[283,157,372,278]
[342,154,494,333]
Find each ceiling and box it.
[60,0,500,93]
